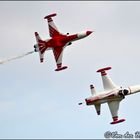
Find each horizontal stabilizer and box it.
[35,32,41,43]
[34,32,46,63]
[90,85,96,95]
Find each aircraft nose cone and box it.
[86,31,93,35]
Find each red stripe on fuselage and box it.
[38,33,79,54]
[86,89,119,104]
[67,34,78,42]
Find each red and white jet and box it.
[34,13,92,71]
[79,67,140,124]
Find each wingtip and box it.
[55,66,68,71]
[44,13,57,19]
[97,66,112,73]
[110,119,125,124]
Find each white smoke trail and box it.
[0,51,34,64]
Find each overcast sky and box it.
[1,1,140,139]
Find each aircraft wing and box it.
[97,67,118,90]
[44,13,61,37]
[53,47,64,70]
[108,100,121,119]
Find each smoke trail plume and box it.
[0,51,34,64]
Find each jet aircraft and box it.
[34,13,92,71]
[79,67,140,124]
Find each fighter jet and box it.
[79,67,140,124]
[34,13,92,71]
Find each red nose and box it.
[86,31,93,35]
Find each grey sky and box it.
[0,1,140,139]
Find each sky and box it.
[1,1,140,139]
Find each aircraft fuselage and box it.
[85,88,124,105]
[40,31,92,49]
